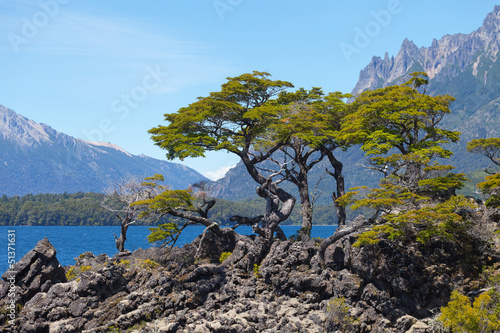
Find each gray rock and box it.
[1,237,66,304]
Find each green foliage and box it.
[326,297,357,331]
[467,137,500,208]
[467,138,500,166]
[482,266,500,288]
[219,252,232,263]
[353,224,399,247]
[439,290,500,332]
[66,265,91,281]
[66,267,76,281]
[339,73,474,247]
[135,188,194,219]
[117,260,130,268]
[354,196,476,246]
[341,72,464,196]
[348,183,428,213]
[478,173,500,208]
[106,325,123,333]
[343,72,459,157]
[149,71,294,160]
[147,223,181,246]
[139,259,159,270]
[253,264,262,278]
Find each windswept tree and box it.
[102,176,162,252]
[149,72,296,247]
[341,72,463,197]
[467,138,500,208]
[334,73,468,246]
[265,88,350,237]
[135,174,245,260]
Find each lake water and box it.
[0,225,337,274]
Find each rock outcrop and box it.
[0,238,66,305]
[1,225,497,333]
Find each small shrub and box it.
[325,297,357,331]
[106,325,122,333]
[439,290,500,332]
[118,260,130,268]
[139,259,159,270]
[66,266,76,281]
[219,252,232,263]
[65,265,91,281]
[253,264,262,278]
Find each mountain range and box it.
[210,5,500,204]
[2,6,499,202]
[0,105,207,196]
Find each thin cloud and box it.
[203,165,235,181]
[1,8,237,92]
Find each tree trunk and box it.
[318,215,369,266]
[256,177,295,241]
[115,222,130,252]
[298,182,313,240]
[404,161,422,192]
[325,150,347,226]
[240,152,296,238]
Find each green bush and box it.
[326,297,357,331]
[66,265,91,281]
[253,264,262,278]
[439,290,500,332]
[139,259,159,270]
[117,260,130,268]
[219,252,232,263]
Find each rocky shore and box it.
[1,219,499,333]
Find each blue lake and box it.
[0,225,337,273]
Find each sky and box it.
[0,1,498,180]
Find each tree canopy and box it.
[150,72,353,239]
[338,73,469,245]
[467,138,500,208]
[150,72,298,241]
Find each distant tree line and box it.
[0,192,340,226]
[0,192,116,226]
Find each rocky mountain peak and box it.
[481,5,500,33]
[352,6,500,95]
[476,5,500,57]
[0,104,52,147]
[400,38,418,53]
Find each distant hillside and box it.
[0,105,208,196]
[209,5,500,210]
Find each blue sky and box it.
[1,1,498,180]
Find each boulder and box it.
[1,237,66,304]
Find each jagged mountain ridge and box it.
[0,105,207,196]
[209,6,500,208]
[352,5,500,94]
[353,5,500,171]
